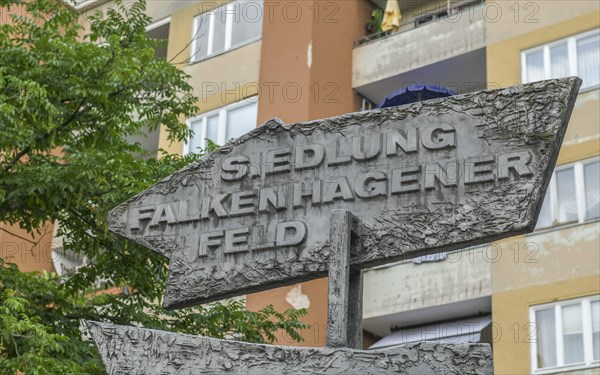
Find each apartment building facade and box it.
[14,0,599,373]
[355,1,600,374]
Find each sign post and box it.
[326,209,363,349]
[88,77,581,374]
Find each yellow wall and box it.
[559,90,600,165]
[493,276,599,375]
[492,223,600,295]
[156,0,261,155]
[487,6,600,374]
[486,2,600,47]
[487,11,600,88]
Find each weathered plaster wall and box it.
[363,247,492,320]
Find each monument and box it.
[88,77,581,374]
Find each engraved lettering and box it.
[355,172,387,199]
[323,177,355,203]
[259,186,287,213]
[149,202,176,227]
[421,124,456,150]
[293,181,322,207]
[326,139,351,166]
[498,151,533,180]
[221,155,250,181]
[295,144,325,170]
[424,162,458,189]
[352,133,382,161]
[249,152,262,178]
[230,191,256,216]
[265,148,292,175]
[391,165,421,194]
[199,231,224,256]
[224,227,250,254]
[275,221,307,246]
[386,129,418,156]
[201,194,230,219]
[176,200,199,224]
[130,205,155,230]
[465,156,496,184]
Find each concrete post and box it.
[326,209,363,349]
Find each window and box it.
[522,29,600,90]
[536,158,600,229]
[190,0,263,63]
[184,99,258,154]
[361,97,375,112]
[413,0,483,28]
[146,18,170,59]
[530,296,600,372]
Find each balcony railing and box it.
[354,0,485,48]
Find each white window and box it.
[530,295,600,373]
[522,29,600,91]
[536,158,600,229]
[184,99,258,154]
[190,0,263,63]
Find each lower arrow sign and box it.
[87,321,492,374]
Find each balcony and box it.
[353,0,487,105]
[362,246,492,338]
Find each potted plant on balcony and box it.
[366,8,384,40]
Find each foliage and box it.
[0,0,308,373]
[367,8,384,35]
[0,260,308,374]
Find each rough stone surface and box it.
[87,321,493,374]
[108,78,581,309]
[326,210,363,349]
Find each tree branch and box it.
[0,227,40,246]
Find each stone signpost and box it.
[88,77,581,374]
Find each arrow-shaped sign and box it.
[87,321,493,374]
[108,78,580,309]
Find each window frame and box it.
[146,17,171,60]
[183,97,258,154]
[536,156,600,230]
[146,17,171,33]
[521,28,600,92]
[529,295,600,373]
[190,0,263,64]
